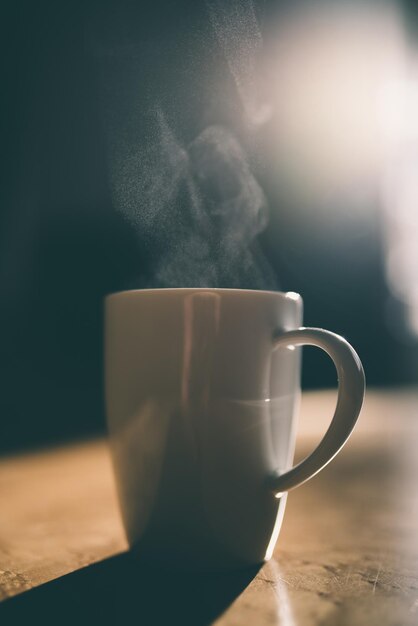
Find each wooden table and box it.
[1,390,417,625]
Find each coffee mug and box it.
[105,288,365,570]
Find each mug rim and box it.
[105,287,301,303]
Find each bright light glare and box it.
[267,3,408,195]
[265,2,418,337]
[382,111,418,337]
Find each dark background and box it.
[1,0,417,452]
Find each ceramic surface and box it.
[105,288,364,569]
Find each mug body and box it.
[105,288,303,569]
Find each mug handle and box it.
[268,327,365,495]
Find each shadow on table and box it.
[0,551,259,626]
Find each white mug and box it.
[105,288,365,570]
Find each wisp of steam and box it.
[94,0,277,290]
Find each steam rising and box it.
[97,1,277,290]
[206,0,270,125]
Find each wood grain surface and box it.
[0,390,417,625]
